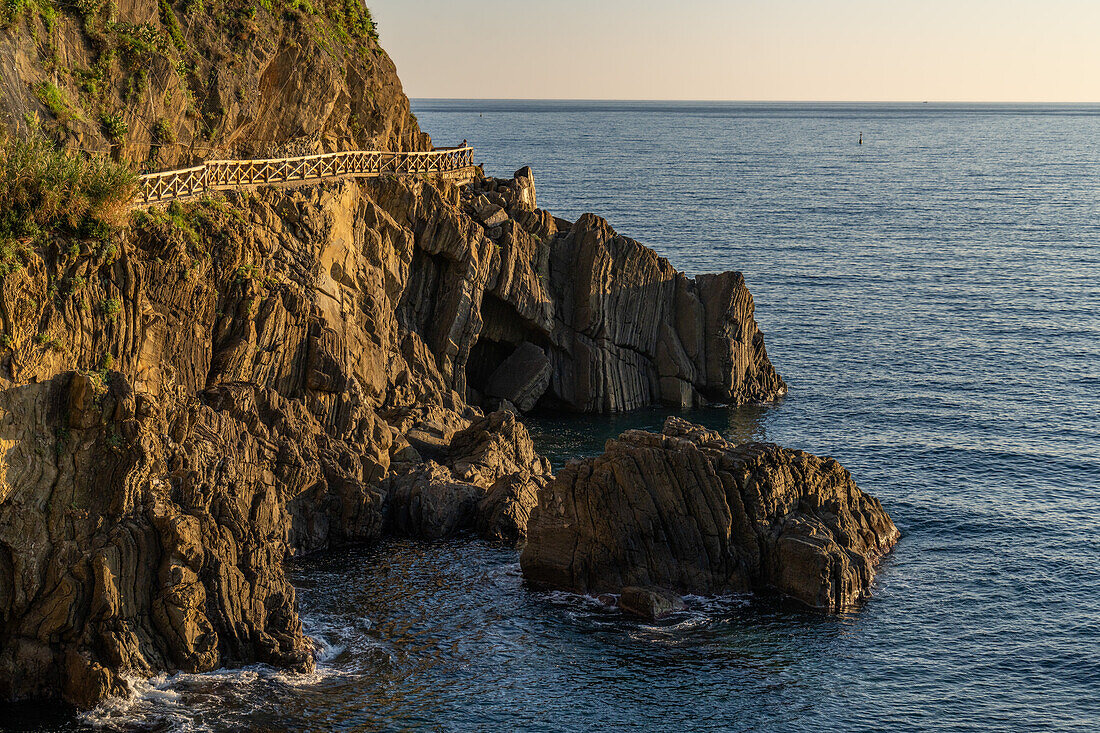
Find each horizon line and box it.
[410,97,1100,106]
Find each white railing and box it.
[137,146,476,204]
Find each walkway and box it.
[136,145,476,204]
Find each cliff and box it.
[0,167,784,706]
[0,9,790,709]
[0,0,427,169]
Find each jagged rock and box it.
[476,471,550,544]
[476,202,510,228]
[0,373,313,707]
[384,411,552,540]
[385,462,483,540]
[466,174,786,412]
[521,417,898,611]
[620,587,686,620]
[512,167,537,210]
[447,410,551,488]
[484,341,552,412]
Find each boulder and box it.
[447,410,551,487]
[476,471,550,544]
[619,586,686,620]
[476,202,510,228]
[484,341,552,412]
[385,411,553,540]
[385,462,483,540]
[521,417,899,612]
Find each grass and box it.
[0,130,135,255]
[33,81,83,123]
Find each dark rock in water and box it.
[386,411,553,540]
[386,462,484,540]
[476,471,550,544]
[619,586,686,620]
[467,173,786,413]
[485,342,552,412]
[521,417,899,611]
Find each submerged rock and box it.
[521,418,898,611]
[619,586,686,620]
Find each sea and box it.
[5,101,1099,731]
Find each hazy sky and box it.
[369,0,1100,102]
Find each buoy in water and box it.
[859,132,863,145]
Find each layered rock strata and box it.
[0,163,784,706]
[465,171,787,412]
[521,418,899,611]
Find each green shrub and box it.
[0,0,29,28]
[99,111,129,143]
[157,0,186,51]
[33,81,83,123]
[152,118,176,145]
[0,130,135,247]
[100,297,121,317]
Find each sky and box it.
[368,0,1100,102]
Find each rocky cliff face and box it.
[465,170,787,412]
[521,418,898,611]
[0,0,427,169]
[0,373,314,706]
[0,164,785,705]
[0,7,792,702]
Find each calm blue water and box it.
[12,102,1100,731]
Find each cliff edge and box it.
[0,12,789,708]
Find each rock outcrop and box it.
[521,418,898,611]
[385,410,551,540]
[464,172,787,412]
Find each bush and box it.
[152,118,176,144]
[99,111,129,143]
[33,81,83,123]
[0,0,29,28]
[0,130,135,247]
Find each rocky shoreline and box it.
[0,0,890,710]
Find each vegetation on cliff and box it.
[0,129,133,273]
[1,0,423,169]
